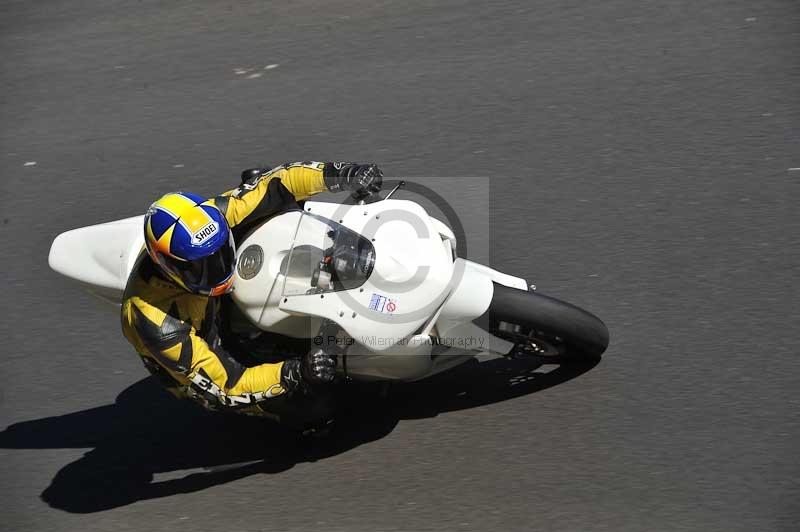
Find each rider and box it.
[121,161,382,428]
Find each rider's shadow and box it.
[0,355,598,513]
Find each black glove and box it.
[280,348,337,392]
[324,163,383,197]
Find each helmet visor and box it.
[165,231,236,292]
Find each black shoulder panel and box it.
[131,304,191,354]
[233,178,301,240]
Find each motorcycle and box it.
[48,182,609,384]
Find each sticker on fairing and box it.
[369,293,396,313]
[193,222,219,243]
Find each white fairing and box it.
[231,199,527,381]
[48,215,145,304]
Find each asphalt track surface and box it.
[1,1,799,531]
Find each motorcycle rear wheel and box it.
[481,283,610,363]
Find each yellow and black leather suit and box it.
[121,162,331,413]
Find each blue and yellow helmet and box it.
[144,192,236,296]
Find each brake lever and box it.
[383,180,406,201]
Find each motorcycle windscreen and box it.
[280,213,375,296]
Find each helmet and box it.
[144,192,236,296]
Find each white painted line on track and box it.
[23,161,36,166]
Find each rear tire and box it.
[480,283,610,362]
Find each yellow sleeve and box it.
[269,162,329,200]
[217,162,328,227]
[124,297,288,407]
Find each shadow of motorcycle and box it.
[0,354,599,513]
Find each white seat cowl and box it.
[48,215,145,300]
